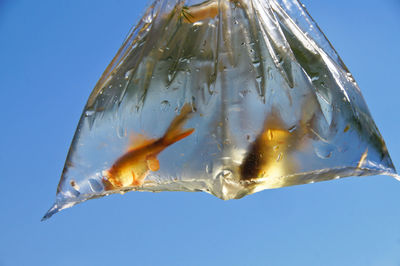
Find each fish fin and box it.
[131,171,147,186]
[166,128,195,145]
[102,177,115,191]
[146,155,160,171]
[127,132,155,151]
[130,171,141,186]
[163,103,195,145]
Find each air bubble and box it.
[117,126,127,139]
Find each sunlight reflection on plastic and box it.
[43,0,399,220]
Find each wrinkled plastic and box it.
[43,0,398,220]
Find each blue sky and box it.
[1,1,400,265]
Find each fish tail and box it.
[162,103,195,145]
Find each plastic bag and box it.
[43,0,398,220]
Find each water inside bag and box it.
[43,0,398,220]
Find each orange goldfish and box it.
[181,1,219,23]
[102,104,195,191]
[180,0,245,23]
[240,100,317,189]
[240,111,299,183]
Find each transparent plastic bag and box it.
[43,0,398,220]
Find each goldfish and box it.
[102,104,195,191]
[181,0,219,23]
[179,0,244,23]
[240,111,299,185]
[240,96,318,189]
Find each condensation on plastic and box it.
[43,0,398,220]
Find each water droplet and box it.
[288,125,297,133]
[206,163,213,174]
[124,69,133,80]
[217,169,232,179]
[142,14,152,23]
[253,60,261,68]
[311,76,319,82]
[346,72,355,82]
[117,126,127,139]
[239,89,250,98]
[276,152,283,162]
[216,143,222,151]
[167,72,172,80]
[160,100,170,111]
[267,129,274,140]
[85,110,95,117]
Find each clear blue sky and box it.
[1,1,400,265]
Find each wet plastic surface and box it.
[43,0,398,220]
